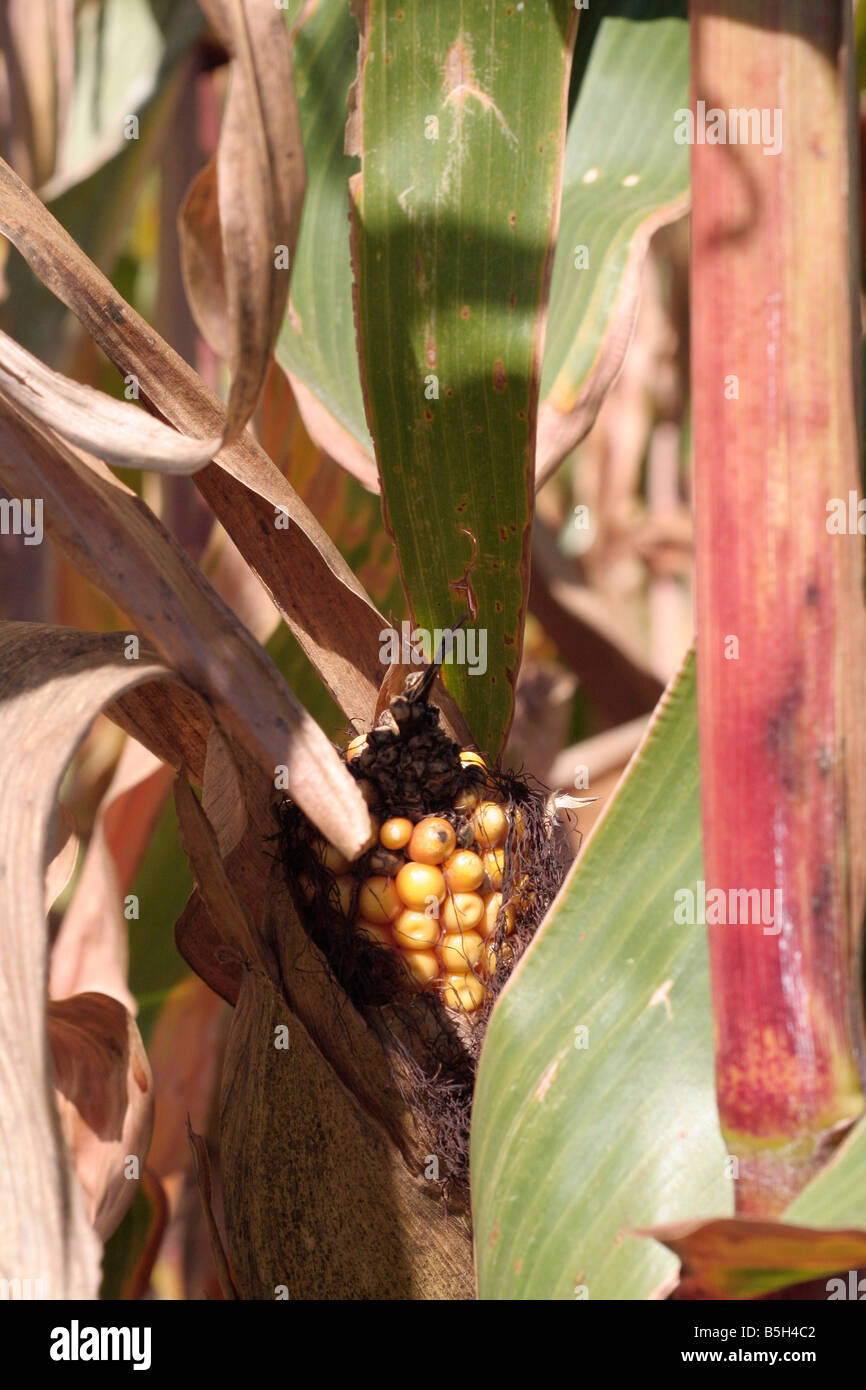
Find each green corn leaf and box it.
[351,0,578,753]
[538,0,689,479]
[276,0,373,464]
[471,653,733,1299]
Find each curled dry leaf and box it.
[48,991,154,1242]
[287,372,379,494]
[173,770,268,976]
[638,1214,866,1301]
[186,1117,237,1300]
[0,0,72,189]
[49,735,173,1009]
[175,894,243,1009]
[0,622,176,1295]
[188,0,305,437]
[107,679,213,782]
[148,977,228,1182]
[178,156,225,358]
[0,403,373,861]
[0,154,395,732]
[44,802,79,913]
[201,723,247,857]
[0,1,303,471]
[535,201,689,488]
[0,328,222,473]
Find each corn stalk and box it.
[691,0,866,1212]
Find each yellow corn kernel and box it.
[408,816,457,865]
[346,733,368,761]
[441,971,487,1014]
[399,949,439,988]
[439,930,484,971]
[472,801,508,849]
[443,849,485,892]
[393,909,441,951]
[395,860,446,910]
[479,890,515,939]
[459,750,486,769]
[441,891,484,933]
[482,847,506,891]
[454,787,480,811]
[380,816,413,851]
[510,872,535,910]
[479,939,497,977]
[480,937,513,977]
[358,874,401,924]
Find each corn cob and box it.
[282,662,551,1023]
[334,745,521,1015]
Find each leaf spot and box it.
[449,527,479,619]
[534,1050,566,1101]
[648,978,674,1020]
[438,33,517,203]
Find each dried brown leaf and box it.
[0,328,223,472]
[0,2,303,469]
[183,0,304,437]
[0,154,392,730]
[44,802,79,912]
[148,978,227,1181]
[201,724,247,856]
[178,156,226,354]
[0,403,374,859]
[186,1117,238,1300]
[0,0,72,187]
[108,679,213,780]
[48,991,154,1242]
[639,1214,866,1301]
[535,199,689,488]
[0,621,175,1294]
[174,770,269,974]
[175,894,243,1009]
[49,737,173,1008]
[287,372,379,493]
